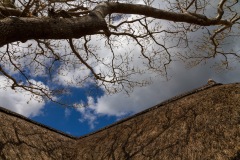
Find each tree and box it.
[0,0,239,106]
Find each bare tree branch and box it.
[0,0,239,105]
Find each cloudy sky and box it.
[0,0,239,137]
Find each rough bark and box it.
[0,2,233,46]
[94,2,231,25]
[0,15,108,46]
[0,6,21,17]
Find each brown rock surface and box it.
[0,83,240,159]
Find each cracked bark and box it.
[0,2,232,47]
[0,15,107,46]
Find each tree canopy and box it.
[0,0,239,106]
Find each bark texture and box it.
[0,83,239,159]
[0,15,107,46]
[0,2,233,46]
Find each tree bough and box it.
[0,0,239,105]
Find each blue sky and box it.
[31,85,120,137]
[31,102,118,137]
[0,0,239,137]
[1,62,239,137]
[38,66,240,137]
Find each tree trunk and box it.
[0,2,232,46]
[0,15,107,46]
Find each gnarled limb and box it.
[0,2,235,46]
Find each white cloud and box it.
[15,0,237,128]
[78,21,239,117]
[64,108,71,118]
[77,97,98,129]
[55,64,91,87]
[80,60,240,118]
[0,76,46,117]
[0,0,238,132]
